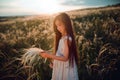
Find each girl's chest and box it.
[59,39,65,50]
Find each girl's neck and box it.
[62,32,67,37]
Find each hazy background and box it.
[0,0,120,16]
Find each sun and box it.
[19,0,64,14]
[38,0,60,14]
[21,0,61,14]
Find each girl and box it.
[40,13,79,80]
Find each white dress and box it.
[51,36,79,80]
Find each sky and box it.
[0,0,120,16]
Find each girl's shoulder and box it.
[63,35,72,41]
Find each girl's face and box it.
[55,19,66,35]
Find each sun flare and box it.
[22,0,61,14]
[38,0,60,14]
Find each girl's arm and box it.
[40,39,70,62]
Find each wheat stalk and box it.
[21,48,44,67]
[20,47,47,80]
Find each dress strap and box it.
[63,35,72,41]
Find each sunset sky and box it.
[0,0,120,16]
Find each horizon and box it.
[0,0,120,16]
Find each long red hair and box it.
[53,13,78,66]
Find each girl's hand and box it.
[49,59,54,68]
[49,63,53,68]
[40,51,49,58]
